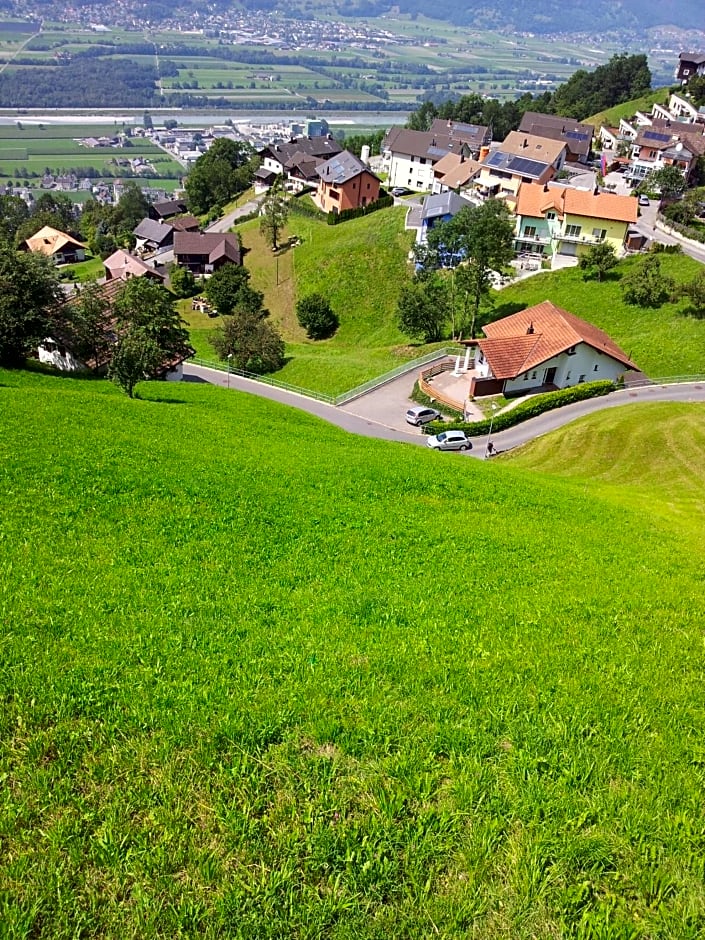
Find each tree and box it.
[0,194,30,241]
[185,139,257,215]
[0,241,62,367]
[109,278,192,395]
[259,175,289,251]
[56,280,113,369]
[169,264,199,299]
[427,200,515,337]
[111,181,150,237]
[396,274,450,343]
[296,293,339,339]
[203,263,258,316]
[109,329,161,399]
[622,254,675,308]
[210,309,285,374]
[578,242,618,282]
[646,165,687,200]
[678,271,705,318]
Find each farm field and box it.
[3,368,705,936]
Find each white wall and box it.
[502,343,627,395]
[388,152,435,191]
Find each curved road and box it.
[183,364,705,458]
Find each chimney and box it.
[479,145,490,163]
[526,321,535,335]
[523,138,528,148]
[543,182,549,192]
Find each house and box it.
[257,136,343,191]
[148,198,188,221]
[173,231,241,275]
[170,214,200,233]
[474,132,567,206]
[627,123,705,183]
[514,183,637,261]
[431,151,481,194]
[253,167,279,194]
[103,248,166,282]
[518,112,593,164]
[314,150,381,214]
[382,123,490,192]
[24,225,87,264]
[652,92,705,125]
[467,301,638,397]
[133,218,174,253]
[38,280,192,380]
[415,191,474,247]
[677,52,705,85]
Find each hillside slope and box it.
[3,369,705,937]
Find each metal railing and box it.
[627,374,705,388]
[190,346,467,407]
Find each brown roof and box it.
[384,126,481,163]
[170,215,200,232]
[479,300,637,378]
[516,183,637,224]
[498,131,567,164]
[25,225,87,256]
[518,112,593,157]
[173,231,241,264]
[433,151,481,188]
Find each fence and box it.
[190,346,466,407]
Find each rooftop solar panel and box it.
[565,130,590,141]
[507,155,548,176]
[642,130,672,142]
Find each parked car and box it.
[638,194,650,207]
[406,405,442,426]
[426,430,472,451]
[391,186,412,197]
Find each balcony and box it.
[516,233,551,246]
[559,232,605,245]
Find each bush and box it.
[327,195,394,225]
[423,380,615,436]
[296,293,339,340]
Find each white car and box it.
[426,430,472,451]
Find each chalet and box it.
[103,248,166,282]
[677,52,705,85]
[518,112,593,163]
[431,151,481,194]
[173,232,241,275]
[170,214,200,233]
[628,123,705,183]
[474,132,567,206]
[514,183,637,261]
[133,218,174,253]
[148,199,188,221]
[314,150,381,214]
[37,279,192,381]
[257,136,343,191]
[467,301,638,398]
[24,225,86,265]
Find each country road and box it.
[183,363,705,459]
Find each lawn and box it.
[585,86,676,128]
[493,253,705,378]
[3,369,705,936]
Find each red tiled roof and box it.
[516,183,637,223]
[479,300,637,378]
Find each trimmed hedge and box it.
[327,194,394,225]
[423,380,616,436]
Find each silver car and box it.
[406,405,442,426]
[426,430,471,451]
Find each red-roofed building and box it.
[468,301,638,397]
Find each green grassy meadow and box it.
[3,369,705,936]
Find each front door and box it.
[543,367,557,385]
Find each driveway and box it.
[206,197,263,233]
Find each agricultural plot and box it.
[3,370,705,937]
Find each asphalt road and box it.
[183,363,705,459]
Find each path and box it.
[183,363,705,459]
[0,28,41,75]
[206,197,264,233]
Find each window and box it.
[578,374,586,383]
[566,345,576,356]
[523,372,529,381]
[523,225,537,237]
[592,228,607,241]
[419,157,426,165]
[546,211,556,221]
[593,364,599,371]
[531,371,537,379]
[565,224,581,238]
[565,371,571,381]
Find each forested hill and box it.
[229,0,699,32]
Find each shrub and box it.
[423,380,615,436]
[296,293,339,340]
[327,195,394,225]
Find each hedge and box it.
[423,380,616,436]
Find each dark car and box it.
[391,186,412,197]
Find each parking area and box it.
[340,369,425,434]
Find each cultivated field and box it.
[3,369,705,936]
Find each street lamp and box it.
[485,403,497,459]
[227,352,233,389]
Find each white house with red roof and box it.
[468,301,638,397]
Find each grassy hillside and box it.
[585,86,675,127]
[186,208,420,396]
[493,253,705,378]
[4,368,705,937]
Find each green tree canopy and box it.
[396,273,450,343]
[203,263,263,317]
[646,165,687,200]
[259,175,289,251]
[622,254,675,308]
[578,241,618,281]
[0,241,62,366]
[296,293,339,340]
[185,139,257,216]
[210,308,285,374]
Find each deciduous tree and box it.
[578,241,618,281]
[259,175,289,251]
[296,293,339,339]
[396,274,450,343]
[622,254,675,308]
[210,308,285,374]
[0,241,62,366]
